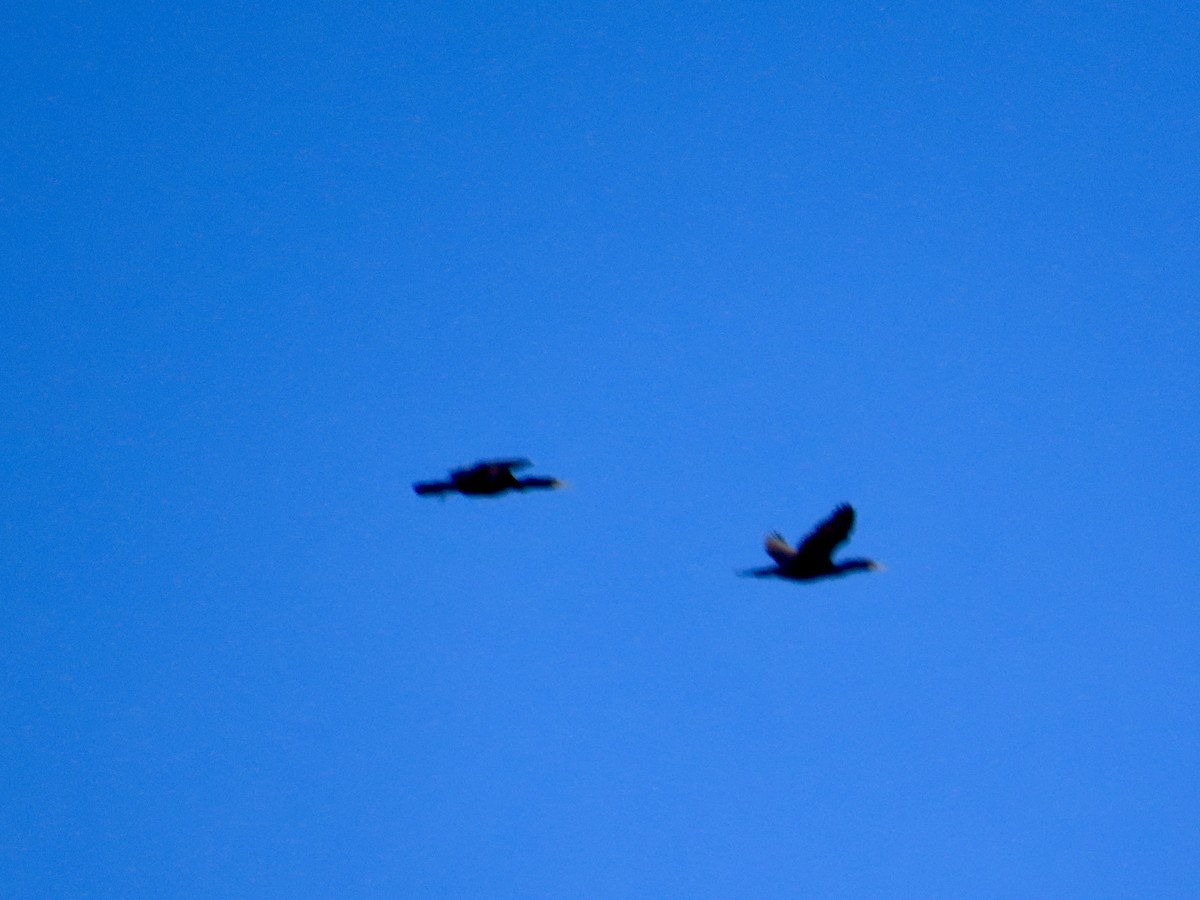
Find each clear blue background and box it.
[4,2,1198,896]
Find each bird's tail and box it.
[737,566,778,578]
[413,481,454,496]
[514,477,565,490]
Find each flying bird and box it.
[413,458,564,498]
[739,504,882,582]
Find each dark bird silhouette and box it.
[739,504,882,582]
[413,458,564,498]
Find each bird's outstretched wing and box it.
[765,531,797,564]
[476,457,533,472]
[795,504,856,562]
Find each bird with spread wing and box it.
[740,504,882,582]
[413,458,565,498]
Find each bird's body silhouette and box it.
[413,458,564,498]
[740,504,882,582]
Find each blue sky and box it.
[4,2,1199,896]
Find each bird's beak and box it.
[869,561,886,572]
